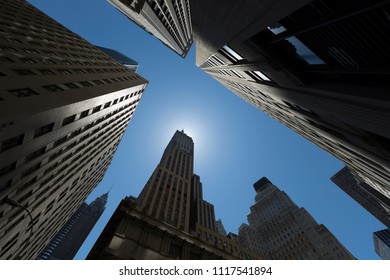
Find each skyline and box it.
[27,0,385,260]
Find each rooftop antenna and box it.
[107,183,115,194]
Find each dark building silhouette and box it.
[0,0,148,259]
[331,166,390,228]
[190,0,390,208]
[87,130,262,260]
[239,177,354,259]
[373,228,390,260]
[37,192,108,260]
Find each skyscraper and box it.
[37,192,108,260]
[373,228,390,260]
[87,130,262,259]
[331,166,390,228]
[239,177,354,259]
[190,0,390,205]
[108,0,193,57]
[0,0,148,259]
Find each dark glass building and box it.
[37,193,108,260]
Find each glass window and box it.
[0,162,16,176]
[26,147,46,162]
[62,115,76,126]
[80,110,89,118]
[267,26,287,35]
[1,134,24,152]
[8,88,39,98]
[34,122,54,138]
[252,71,271,81]
[222,45,244,61]
[286,36,325,65]
[13,69,36,76]
[43,85,63,92]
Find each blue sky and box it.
[29,0,384,260]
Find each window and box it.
[1,134,24,152]
[0,57,14,63]
[13,69,36,76]
[80,110,89,118]
[53,135,68,147]
[286,37,325,65]
[8,88,39,98]
[73,69,85,74]
[221,45,244,61]
[34,122,54,138]
[80,81,93,87]
[21,162,41,178]
[58,69,72,75]
[92,105,101,113]
[39,69,55,75]
[93,79,104,85]
[20,57,36,64]
[0,162,16,177]
[62,114,76,126]
[25,147,46,162]
[252,70,271,81]
[169,243,182,259]
[43,85,63,92]
[65,83,79,89]
[41,58,55,64]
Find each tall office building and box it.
[373,228,390,260]
[37,192,108,260]
[190,0,390,203]
[238,177,354,259]
[0,0,148,259]
[331,166,390,228]
[108,0,193,57]
[87,130,262,259]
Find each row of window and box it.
[14,115,128,218]
[3,35,109,63]
[5,76,141,101]
[0,96,138,186]
[7,67,131,78]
